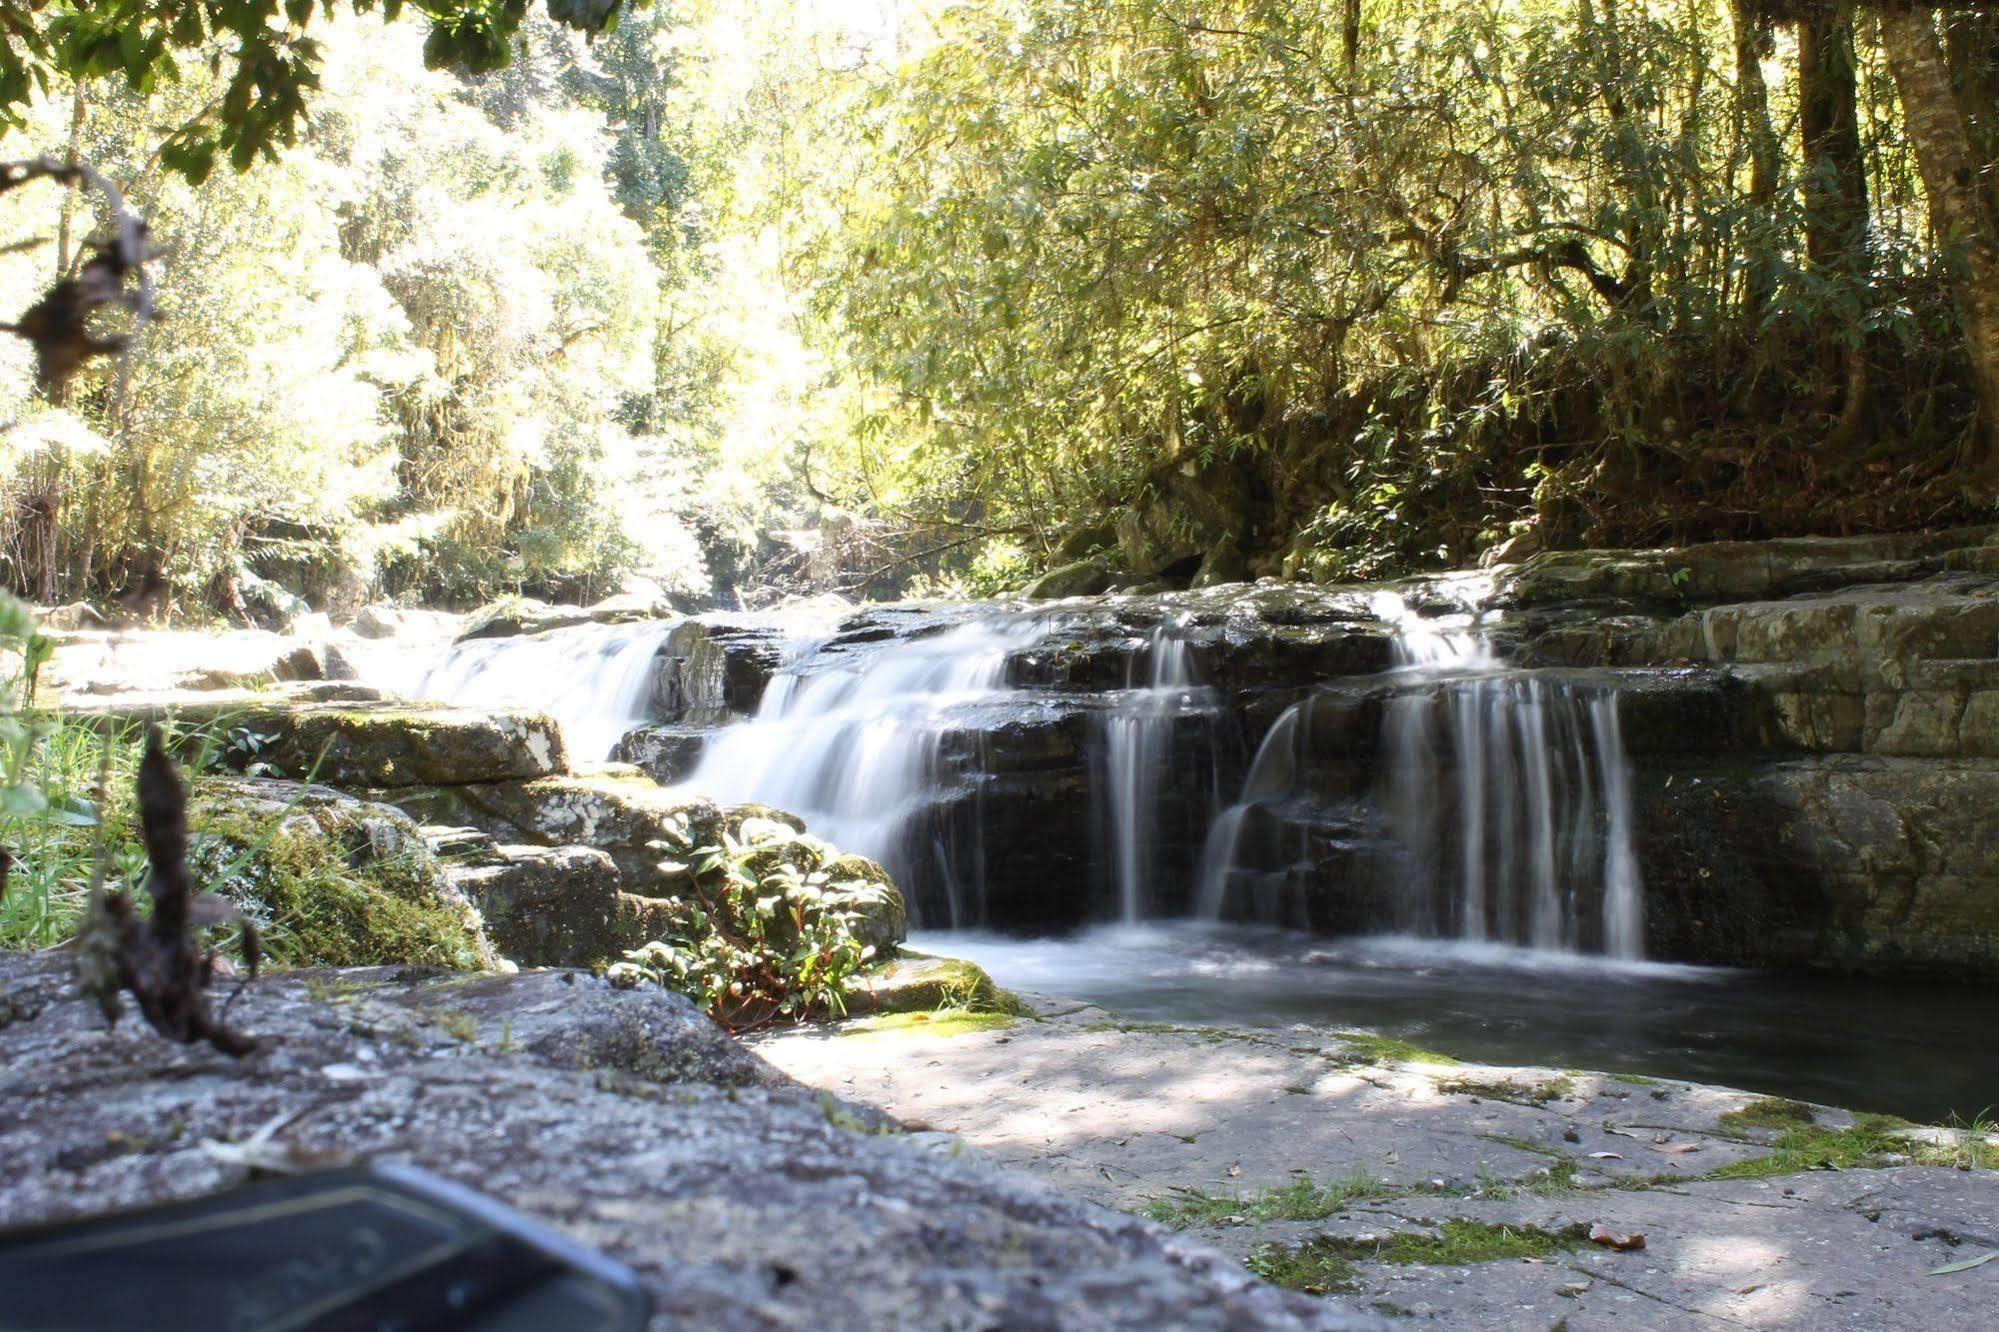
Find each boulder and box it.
[198,702,567,788]
[609,723,713,783]
[188,777,492,970]
[1191,538,1251,589]
[399,771,908,958]
[446,843,629,968]
[0,955,1363,1329]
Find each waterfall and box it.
[408,620,671,762]
[1199,591,1647,958]
[672,618,1045,929]
[1098,622,1212,924]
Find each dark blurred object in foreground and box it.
[0,1162,651,1330]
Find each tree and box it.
[0,1,641,184]
[1879,1,1999,496]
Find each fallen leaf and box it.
[1221,1214,1249,1226]
[1226,1165,1241,1177]
[1929,1251,1999,1276]
[1588,1151,1624,1160]
[1648,1141,1703,1155]
[1603,1126,1644,1139]
[1588,1222,1646,1251]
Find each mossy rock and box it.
[188,777,492,971]
[1020,558,1113,600]
[400,772,909,960]
[847,952,1023,1016]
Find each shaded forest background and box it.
[4,0,1999,614]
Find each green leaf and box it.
[1929,1252,1999,1276]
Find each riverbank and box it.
[751,983,1999,1329]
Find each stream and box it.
[914,923,1999,1125]
[396,601,1999,1126]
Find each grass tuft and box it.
[1143,1167,1394,1229]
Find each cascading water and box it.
[672,618,1045,929]
[1097,621,1213,924]
[1199,591,1646,958]
[409,620,672,762]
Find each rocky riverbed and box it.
[753,989,1999,1329]
[0,953,1368,1329]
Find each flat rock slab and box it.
[751,994,1999,1329]
[0,955,1366,1330]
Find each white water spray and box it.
[1200,588,1646,958]
[673,618,1044,928]
[1100,623,1210,924]
[410,621,671,762]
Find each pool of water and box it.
[912,923,1999,1124]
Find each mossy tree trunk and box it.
[1881,1,1999,499]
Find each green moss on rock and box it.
[188,778,491,970]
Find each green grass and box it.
[1707,1115,1916,1179]
[0,712,236,951]
[1143,1168,1394,1229]
[1248,1220,1588,1294]
[1717,1097,1819,1132]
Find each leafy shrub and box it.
[609,816,898,1030]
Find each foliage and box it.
[0,1,638,185]
[0,15,693,611]
[792,0,1995,582]
[609,814,889,1029]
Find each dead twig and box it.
[74,727,261,1057]
[0,155,157,399]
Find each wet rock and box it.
[1638,757,1999,975]
[0,955,1359,1329]
[648,617,785,720]
[609,722,712,783]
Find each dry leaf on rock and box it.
[1588,1222,1646,1251]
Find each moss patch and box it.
[1249,1220,1588,1294]
[842,1009,1019,1040]
[1706,1115,1919,1179]
[190,787,487,971]
[1335,1032,1460,1067]
[1717,1097,1819,1132]
[1438,1074,1575,1106]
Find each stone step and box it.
[420,823,498,863]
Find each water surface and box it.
[915,923,1999,1124]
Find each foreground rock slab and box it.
[752,993,1999,1330]
[0,955,1365,1330]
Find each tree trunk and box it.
[1882,1,1999,496]
[1942,7,1999,214]
[1342,0,1361,76]
[1730,0,1782,316]
[1799,1,1873,450]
